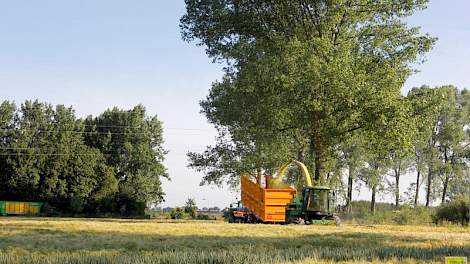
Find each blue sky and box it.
[0,1,468,207]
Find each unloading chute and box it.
[269,160,313,188]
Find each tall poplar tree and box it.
[182,0,435,185]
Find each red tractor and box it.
[225,201,256,223]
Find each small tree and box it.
[184,198,197,219]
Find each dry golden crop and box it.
[0,217,468,264]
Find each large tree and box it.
[0,101,118,211]
[0,101,17,197]
[182,0,434,185]
[407,86,469,206]
[433,86,469,204]
[407,86,443,206]
[84,105,168,206]
[362,98,415,212]
[339,133,365,213]
[0,101,166,215]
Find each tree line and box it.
[181,0,470,212]
[0,101,167,216]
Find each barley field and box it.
[0,218,468,264]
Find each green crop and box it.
[0,218,468,264]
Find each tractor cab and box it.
[225,201,257,223]
[229,201,242,209]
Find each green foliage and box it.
[69,196,85,214]
[433,195,470,226]
[184,198,198,219]
[344,201,434,225]
[0,100,167,216]
[392,207,434,225]
[170,207,186,219]
[406,86,470,206]
[84,105,168,205]
[196,214,211,220]
[182,1,470,219]
[182,0,436,188]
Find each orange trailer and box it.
[240,175,297,223]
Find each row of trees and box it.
[181,0,470,212]
[0,101,167,215]
[343,86,469,211]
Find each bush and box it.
[342,201,434,225]
[149,211,171,219]
[433,195,469,225]
[170,207,186,219]
[392,206,434,225]
[196,214,211,220]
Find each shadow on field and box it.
[1,222,469,263]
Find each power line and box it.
[0,147,202,152]
[0,151,164,156]
[0,107,212,131]
[0,147,201,156]
[0,147,32,150]
[63,125,210,130]
[0,127,210,134]
[0,129,206,135]
[165,128,210,131]
[0,129,149,135]
[0,153,101,156]
[80,124,143,128]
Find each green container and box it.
[0,201,43,216]
[0,201,6,216]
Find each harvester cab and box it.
[303,186,334,214]
[284,187,338,225]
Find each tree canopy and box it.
[0,101,167,216]
[183,0,435,186]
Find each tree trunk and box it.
[441,150,450,204]
[441,173,450,204]
[414,169,420,207]
[297,145,306,164]
[371,185,376,214]
[425,135,437,207]
[426,166,432,207]
[394,166,400,207]
[346,168,353,213]
[256,168,262,186]
[395,169,400,207]
[311,112,323,183]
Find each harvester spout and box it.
[274,160,313,187]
